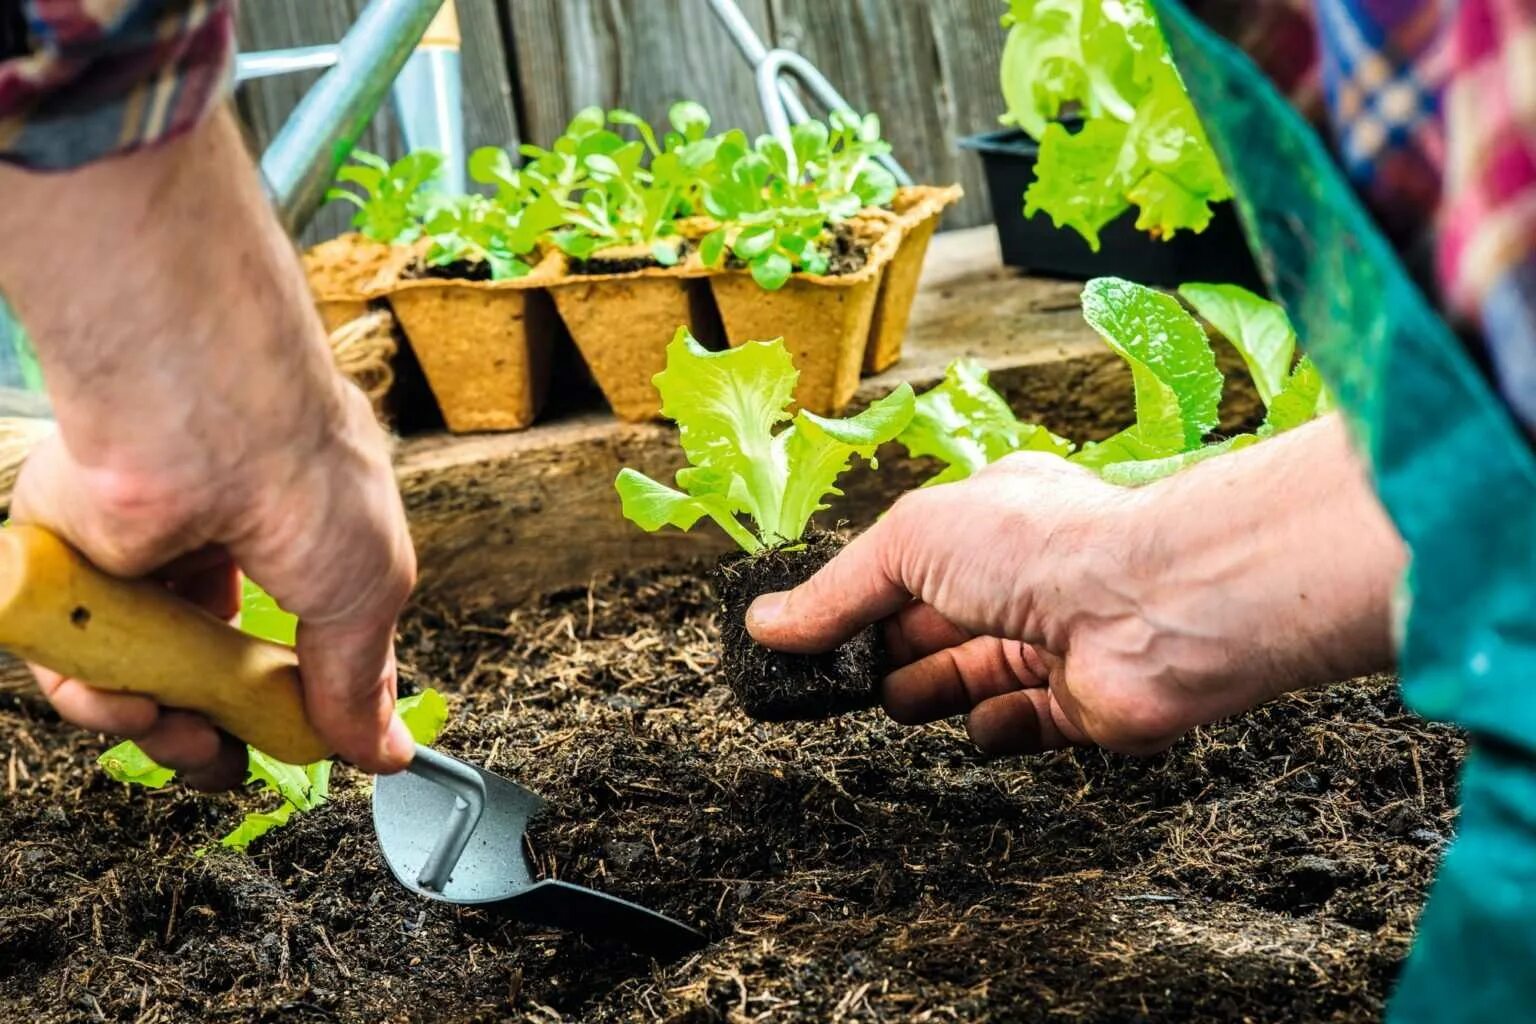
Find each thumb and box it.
[746,494,928,654]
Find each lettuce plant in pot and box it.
[698,115,908,416]
[383,189,568,432]
[306,149,443,333]
[507,103,728,422]
[959,0,1260,287]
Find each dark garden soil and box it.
[0,564,1462,1023]
[571,241,693,277]
[715,534,882,721]
[405,258,494,283]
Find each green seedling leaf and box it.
[751,251,794,291]
[1178,283,1296,406]
[1080,277,1222,454]
[398,689,451,745]
[326,149,444,244]
[777,385,916,542]
[219,801,298,852]
[1100,433,1260,486]
[1002,0,1230,246]
[240,578,297,645]
[898,359,1072,485]
[669,100,712,141]
[1263,356,1334,434]
[616,328,914,551]
[99,741,175,788]
[700,228,728,266]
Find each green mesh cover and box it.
[1152,0,1536,752]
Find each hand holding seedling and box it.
[0,111,417,788]
[748,418,1407,755]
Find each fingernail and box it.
[383,718,416,768]
[746,591,788,636]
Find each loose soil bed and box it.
[0,565,1461,1023]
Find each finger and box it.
[31,664,160,736]
[884,602,971,666]
[157,547,241,621]
[133,710,241,783]
[881,635,1046,725]
[296,618,414,774]
[747,497,929,653]
[965,688,1082,755]
[179,733,250,793]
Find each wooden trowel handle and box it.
[0,525,329,765]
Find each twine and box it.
[0,309,400,509]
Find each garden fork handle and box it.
[0,525,329,765]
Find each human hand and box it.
[747,418,1405,756]
[0,111,416,788]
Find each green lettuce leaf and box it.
[1001,0,1231,247]
[397,689,451,745]
[899,359,1072,485]
[239,578,297,646]
[1099,433,1259,486]
[1263,356,1334,434]
[1080,277,1222,453]
[776,386,916,542]
[1178,283,1295,405]
[99,740,175,788]
[616,328,914,550]
[1024,120,1135,251]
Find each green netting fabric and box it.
[1153,0,1536,753]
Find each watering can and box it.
[0,0,466,400]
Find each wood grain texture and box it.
[503,0,777,151]
[235,0,521,244]
[764,0,1008,229]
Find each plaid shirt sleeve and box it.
[0,0,235,170]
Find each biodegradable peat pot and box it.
[863,184,965,374]
[546,245,720,422]
[709,221,900,416]
[302,234,405,334]
[383,254,562,433]
[959,128,1263,289]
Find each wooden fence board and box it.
[503,0,777,150]
[234,0,521,243]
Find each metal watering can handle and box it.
[260,0,450,236]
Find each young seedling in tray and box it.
[616,328,914,720]
[326,149,445,245]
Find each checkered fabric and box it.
[1315,0,1536,436]
[0,0,234,170]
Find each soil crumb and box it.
[0,564,1463,1023]
[571,240,691,276]
[404,257,493,282]
[715,533,882,720]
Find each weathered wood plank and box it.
[764,0,1008,230]
[235,0,521,244]
[502,0,776,150]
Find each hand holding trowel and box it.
[0,524,705,957]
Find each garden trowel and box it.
[0,524,705,957]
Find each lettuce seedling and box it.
[900,278,1332,487]
[326,149,445,244]
[1000,0,1231,249]
[900,359,1072,485]
[616,328,915,551]
[420,191,564,280]
[98,582,450,851]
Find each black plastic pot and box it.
[960,128,1262,289]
